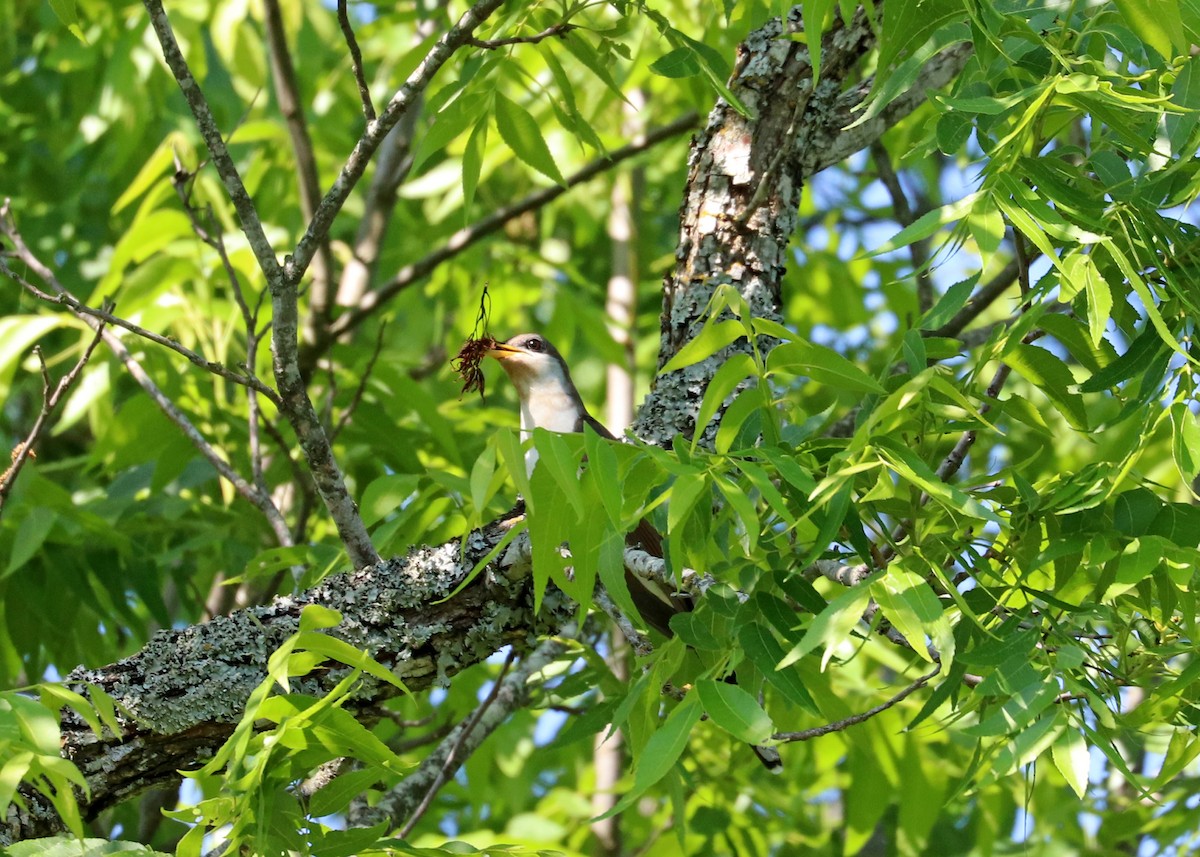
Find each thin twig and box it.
[285,0,508,289]
[399,649,517,837]
[171,156,275,492]
[466,21,576,49]
[143,0,283,283]
[593,587,653,657]
[928,257,1022,338]
[322,112,701,347]
[0,328,106,513]
[773,665,940,742]
[338,0,375,121]
[871,140,934,315]
[351,633,571,832]
[330,321,388,442]
[0,228,280,407]
[261,0,335,334]
[0,203,293,545]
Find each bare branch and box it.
[350,631,572,833]
[928,257,1022,338]
[143,0,283,283]
[0,203,293,547]
[0,328,105,513]
[286,0,507,289]
[261,0,336,335]
[871,140,935,314]
[0,221,280,406]
[773,665,940,743]
[330,322,388,442]
[321,112,701,349]
[466,21,576,49]
[338,0,376,121]
[399,648,518,837]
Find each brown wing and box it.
[579,409,690,635]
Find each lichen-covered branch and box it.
[3,512,563,842]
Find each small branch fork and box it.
[0,201,295,548]
[0,331,105,515]
[320,112,700,349]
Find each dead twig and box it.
[338,0,376,121]
[0,328,106,513]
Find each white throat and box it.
[517,364,581,474]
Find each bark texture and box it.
[4,515,561,841]
[634,8,878,446]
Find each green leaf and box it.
[299,604,343,632]
[1115,0,1186,60]
[649,46,700,78]
[780,583,873,671]
[531,428,584,517]
[920,274,980,331]
[738,622,818,713]
[870,567,953,664]
[766,340,885,394]
[412,92,489,173]
[660,319,746,374]
[292,632,407,692]
[5,507,56,576]
[4,838,170,856]
[46,0,87,43]
[584,427,623,527]
[493,92,566,185]
[1003,343,1089,430]
[496,428,534,506]
[461,116,488,215]
[1051,727,1089,799]
[696,679,774,744]
[359,474,421,527]
[873,439,1001,524]
[597,695,702,820]
[693,352,756,450]
[869,192,981,256]
[667,472,708,534]
[1171,402,1200,483]
[801,0,836,83]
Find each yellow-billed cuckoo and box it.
[486,332,685,637]
[487,332,783,772]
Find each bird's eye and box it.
[524,338,542,352]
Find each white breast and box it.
[519,373,580,475]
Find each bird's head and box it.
[487,333,571,398]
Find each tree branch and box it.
[285,0,507,289]
[0,330,105,514]
[773,665,940,742]
[261,0,336,339]
[466,21,576,49]
[316,111,701,353]
[143,0,283,284]
[0,205,293,549]
[351,633,570,833]
[4,511,560,841]
[0,205,281,407]
[337,0,376,121]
